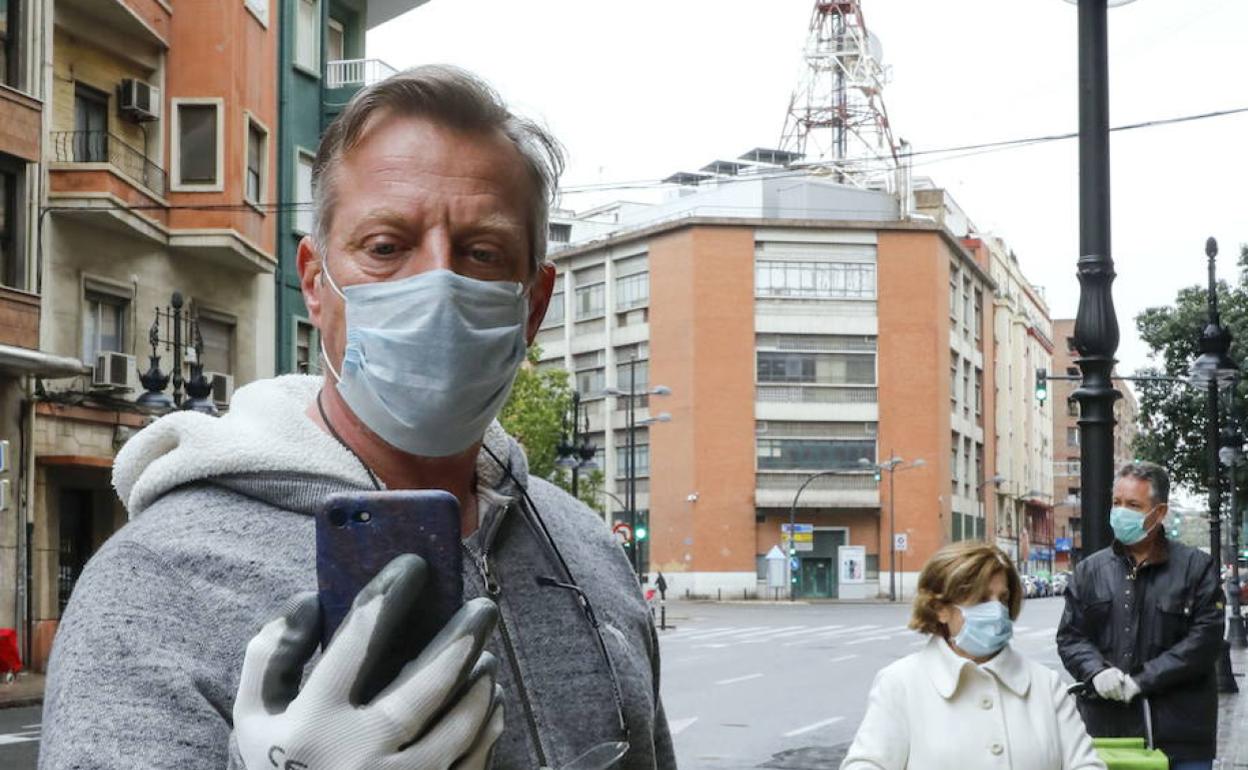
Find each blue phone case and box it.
[316,490,463,700]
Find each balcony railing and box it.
[326,58,398,89]
[50,130,167,199]
[757,385,878,404]
[756,472,878,492]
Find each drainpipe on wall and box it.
[16,375,35,667]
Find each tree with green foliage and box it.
[498,345,606,513]
[1134,244,1248,494]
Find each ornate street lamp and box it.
[1189,236,1240,693]
[1064,0,1137,558]
[555,390,599,497]
[1218,398,1247,649]
[136,291,217,415]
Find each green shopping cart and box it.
[1068,683,1169,769]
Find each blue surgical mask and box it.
[1110,505,1156,546]
[954,600,1013,658]
[321,262,528,457]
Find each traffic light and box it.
[635,512,648,542]
[1035,369,1048,404]
[873,470,882,483]
[635,525,648,541]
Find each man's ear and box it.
[297,236,324,327]
[525,262,556,345]
[1148,503,1169,532]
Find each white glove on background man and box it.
[1091,667,1127,701]
[233,555,504,770]
[1119,675,1142,703]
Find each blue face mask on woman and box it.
[1109,505,1157,546]
[320,262,529,458]
[954,600,1013,658]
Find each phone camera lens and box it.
[329,509,349,528]
[355,510,372,523]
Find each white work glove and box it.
[1121,675,1142,703]
[1091,667,1131,702]
[233,554,504,770]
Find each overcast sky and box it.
[369,0,1248,375]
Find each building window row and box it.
[757,350,874,386]
[616,271,649,311]
[756,438,876,471]
[755,260,875,300]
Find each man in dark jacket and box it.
[1057,461,1225,769]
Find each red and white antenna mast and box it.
[779,1,899,188]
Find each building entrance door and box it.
[800,558,834,598]
[57,489,94,613]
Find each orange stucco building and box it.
[27,0,279,670]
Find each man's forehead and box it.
[1113,476,1152,498]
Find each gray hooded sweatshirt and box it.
[39,375,674,769]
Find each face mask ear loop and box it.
[317,252,347,383]
[320,337,342,384]
[321,253,348,302]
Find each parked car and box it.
[1022,574,1038,599]
[1053,571,1070,596]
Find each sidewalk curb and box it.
[0,696,42,710]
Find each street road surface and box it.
[659,596,1068,769]
[0,597,1068,769]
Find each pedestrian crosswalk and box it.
[0,723,40,746]
[660,622,1059,652]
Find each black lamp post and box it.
[1067,0,1135,560]
[1189,236,1240,693]
[136,291,217,415]
[1218,391,1247,649]
[859,454,925,602]
[604,358,670,577]
[555,390,598,497]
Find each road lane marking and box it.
[783,716,845,737]
[827,654,859,663]
[723,625,806,641]
[669,717,698,736]
[715,673,765,685]
[844,635,892,646]
[817,623,879,637]
[674,626,768,642]
[662,627,732,640]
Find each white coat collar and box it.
[920,635,1031,699]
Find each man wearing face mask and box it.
[1057,461,1226,770]
[40,66,675,770]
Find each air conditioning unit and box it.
[119,79,160,122]
[93,352,137,391]
[206,371,235,407]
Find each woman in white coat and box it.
[841,541,1104,770]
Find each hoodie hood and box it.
[113,374,527,518]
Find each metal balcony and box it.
[50,130,167,199]
[326,59,398,89]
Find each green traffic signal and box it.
[636,526,648,541]
[1035,369,1048,404]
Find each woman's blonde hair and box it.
[909,541,1023,636]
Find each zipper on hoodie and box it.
[464,541,550,767]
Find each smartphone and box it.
[316,490,464,700]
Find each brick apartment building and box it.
[1050,318,1139,570]
[541,163,1052,599]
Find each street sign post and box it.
[894,533,909,552]
[612,522,632,546]
[782,523,815,552]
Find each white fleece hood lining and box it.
[113,374,517,518]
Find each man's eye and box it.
[367,241,401,257]
[468,247,501,263]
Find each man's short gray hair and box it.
[1117,460,1170,507]
[311,64,564,279]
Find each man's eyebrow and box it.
[465,211,526,238]
[344,208,413,237]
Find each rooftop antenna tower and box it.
[779,1,899,189]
